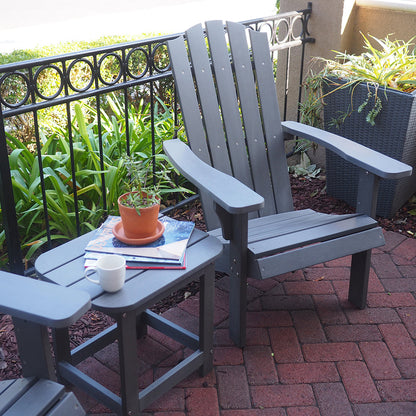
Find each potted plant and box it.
[301,34,416,218]
[116,153,163,241]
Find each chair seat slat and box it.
[208,210,318,240]
[248,213,378,257]
[210,210,377,257]
[0,379,36,414]
[3,379,65,416]
[248,213,364,242]
[251,227,384,279]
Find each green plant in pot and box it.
[117,153,162,240]
[301,34,416,218]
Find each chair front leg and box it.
[215,204,249,347]
[349,169,380,309]
[356,169,380,218]
[14,318,56,380]
[53,327,73,384]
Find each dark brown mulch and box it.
[1,174,415,381]
[290,175,416,237]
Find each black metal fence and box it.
[0,6,313,274]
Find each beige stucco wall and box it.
[278,0,416,166]
[278,0,357,108]
[279,0,416,102]
[351,6,416,54]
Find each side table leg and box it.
[118,311,140,416]
[136,313,147,339]
[53,327,72,384]
[199,264,215,376]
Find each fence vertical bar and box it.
[66,100,81,236]
[297,2,314,122]
[151,81,156,181]
[149,43,157,183]
[121,49,131,155]
[29,64,54,252]
[282,47,291,121]
[94,55,108,214]
[62,56,81,237]
[0,110,23,274]
[32,109,52,249]
[173,86,178,139]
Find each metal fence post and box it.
[0,109,24,274]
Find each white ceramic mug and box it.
[84,254,126,292]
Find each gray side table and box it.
[35,226,222,416]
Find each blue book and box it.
[85,215,195,262]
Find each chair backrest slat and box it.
[168,36,220,228]
[249,29,294,212]
[205,20,254,190]
[226,21,277,216]
[186,24,233,175]
[168,36,211,165]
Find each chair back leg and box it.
[349,250,372,309]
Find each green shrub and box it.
[0,34,162,64]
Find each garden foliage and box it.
[2,93,190,265]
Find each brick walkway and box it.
[77,230,416,415]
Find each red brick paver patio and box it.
[77,230,416,415]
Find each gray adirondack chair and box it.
[0,271,90,415]
[164,20,412,347]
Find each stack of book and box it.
[84,216,195,269]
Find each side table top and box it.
[35,227,222,315]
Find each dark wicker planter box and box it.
[323,79,416,218]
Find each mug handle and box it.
[84,267,100,284]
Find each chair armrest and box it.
[0,271,91,328]
[282,121,412,180]
[163,139,264,214]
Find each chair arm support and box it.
[0,271,91,328]
[282,121,412,180]
[163,139,264,214]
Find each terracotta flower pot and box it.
[118,192,160,239]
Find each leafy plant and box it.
[289,151,321,178]
[301,33,416,128]
[325,34,416,91]
[5,130,104,263]
[119,153,162,213]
